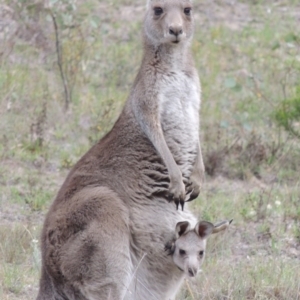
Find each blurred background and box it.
[0,0,299,299]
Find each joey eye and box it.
[154,7,163,16]
[179,249,186,255]
[199,250,204,256]
[184,8,192,16]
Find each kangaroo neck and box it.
[141,35,190,71]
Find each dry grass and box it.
[0,0,300,299]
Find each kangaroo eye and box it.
[199,250,204,256]
[154,7,163,16]
[184,8,192,15]
[179,249,186,255]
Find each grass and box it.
[0,0,300,299]
[0,224,40,299]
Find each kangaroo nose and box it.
[169,26,183,37]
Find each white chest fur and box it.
[159,70,201,177]
[159,71,200,132]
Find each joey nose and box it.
[169,26,183,37]
[188,268,196,277]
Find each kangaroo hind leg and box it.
[60,187,132,300]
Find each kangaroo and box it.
[165,220,233,279]
[37,0,206,299]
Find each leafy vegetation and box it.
[274,85,300,138]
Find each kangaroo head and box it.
[144,0,194,46]
[167,220,232,278]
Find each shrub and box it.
[274,86,300,138]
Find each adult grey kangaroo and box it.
[37,0,205,299]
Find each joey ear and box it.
[175,221,191,238]
[194,221,214,238]
[212,219,233,234]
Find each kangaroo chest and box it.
[159,71,201,176]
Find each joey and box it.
[166,220,233,278]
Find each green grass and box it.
[0,224,40,299]
[0,0,300,299]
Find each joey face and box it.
[145,0,194,46]
[173,231,207,277]
[170,220,232,278]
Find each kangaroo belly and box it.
[127,202,196,300]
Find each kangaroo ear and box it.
[194,221,214,238]
[175,221,191,238]
[212,219,233,234]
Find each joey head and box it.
[166,220,233,278]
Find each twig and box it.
[68,26,85,101]
[249,75,275,108]
[49,10,70,111]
